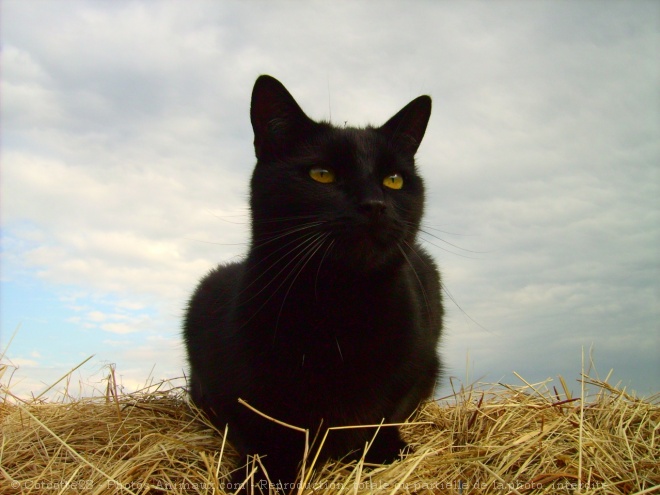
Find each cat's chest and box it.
[268,290,415,371]
[241,274,421,415]
[279,283,408,338]
[240,265,419,363]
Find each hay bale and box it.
[1,364,658,494]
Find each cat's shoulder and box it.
[192,261,245,300]
[410,243,439,274]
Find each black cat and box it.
[184,75,443,491]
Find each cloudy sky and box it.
[2,1,658,400]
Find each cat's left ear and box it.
[379,95,432,155]
[250,75,313,160]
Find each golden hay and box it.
[1,364,658,494]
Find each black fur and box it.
[184,75,443,490]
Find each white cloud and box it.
[100,323,140,335]
[87,311,108,323]
[9,357,40,368]
[3,150,245,308]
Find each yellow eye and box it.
[383,173,404,190]
[309,167,336,184]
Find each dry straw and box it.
[1,360,658,494]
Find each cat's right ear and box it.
[250,75,313,160]
[380,95,432,156]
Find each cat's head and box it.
[249,75,431,271]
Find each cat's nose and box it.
[359,199,387,217]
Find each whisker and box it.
[418,227,489,255]
[417,236,484,260]
[273,232,332,340]
[248,224,327,279]
[398,242,433,327]
[252,221,325,250]
[241,230,324,303]
[419,224,473,237]
[185,220,329,252]
[255,214,321,224]
[314,238,336,302]
[205,209,250,225]
[441,279,491,333]
[402,240,490,333]
[334,337,344,362]
[183,238,248,247]
[392,204,485,256]
[394,217,487,258]
[239,232,330,329]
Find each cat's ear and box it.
[250,75,313,160]
[380,95,432,155]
